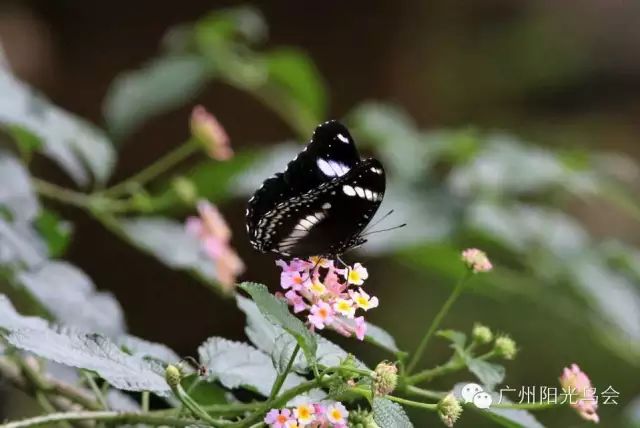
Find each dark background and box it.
[1,1,639,426]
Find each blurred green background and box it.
[0,1,639,427]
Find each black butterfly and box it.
[246,120,386,258]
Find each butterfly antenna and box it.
[362,209,395,233]
[360,223,407,237]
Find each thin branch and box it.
[0,411,204,428]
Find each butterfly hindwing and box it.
[246,120,386,257]
[254,158,385,257]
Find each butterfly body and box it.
[246,121,386,258]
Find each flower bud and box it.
[472,323,493,344]
[461,248,493,273]
[494,335,517,360]
[373,362,398,396]
[165,364,182,389]
[172,176,198,205]
[348,407,380,428]
[437,394,463,427]
[190,106,233,161]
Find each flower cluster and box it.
[265,402,349,428]
[559,363,599,423]
[461,248,493,273]
[186,200,245,291]
[190,105,233,160]
[276,257,378,340]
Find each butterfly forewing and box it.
[246,120,386,257]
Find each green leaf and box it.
[103,55,208,140]
[117,335,180,365]
[198,337,308,397]
[437,329,467,354]
[180,374,228,405]
[466,359,505,390]
[238,283,317,365]
[237,294,367,371]
[118,217,226,291]
[0,294,169,394]
[372,397,413,428]
[15,261,126,336]
[363,321,401,354]
[34,210,72,257]
[0,151,40,221]
[265,48,327,124]
[0,68,115,185]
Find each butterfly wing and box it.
[246,120,362,250]
[254,158,386,257]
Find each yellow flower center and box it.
[348,270,361,283]
[330,409,342,420]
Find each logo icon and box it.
[461,383,493,409]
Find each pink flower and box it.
[276,257,379,341]
[186,200,244,291]
[285,290,307,313]
[354,316,367,340]
[308,302,334,329]
[461,248,493,273]
[559,364,599,423]
[265,408,293,428]
[190,105,233,160]
[281,271,309,291]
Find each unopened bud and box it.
[165,364,182,389]
[348,407,380,428]
[494,335,517,360]
[373,362,397,396]
[472,323,493,344]
[172,177,198,205]
[437,394,463,427]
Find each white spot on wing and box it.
[343,185,356,196]
[337,133,349,143]
[317,158,350,177]
[322,202,331,209]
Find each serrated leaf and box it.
[237,294,367,371]
[118,335,180,365]
[0,294,169,395]
[0,69,115,185]
[197,337,305,397]
[372,397,413,428]
[363,321,401,354]
[103,55,208,140]
[0,151,39,221]
[238,282,317,365]
[466,359,505,391]
[16,261,126,336]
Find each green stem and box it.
[491,401,561,410]
[406,271,472,374]
[0,411,203,428]
[170,382,229,426]
[406,358,465,385]
[34,392,72,428]
[141,391,150,412]
[351,388,437,411]
[82,371,108,410]
[105,139,199,196]
[32,178,91,209]
[268,345,300,401]
[403,385,448,400]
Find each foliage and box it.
[0,5,639,428]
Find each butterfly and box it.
[246,120,386,258]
